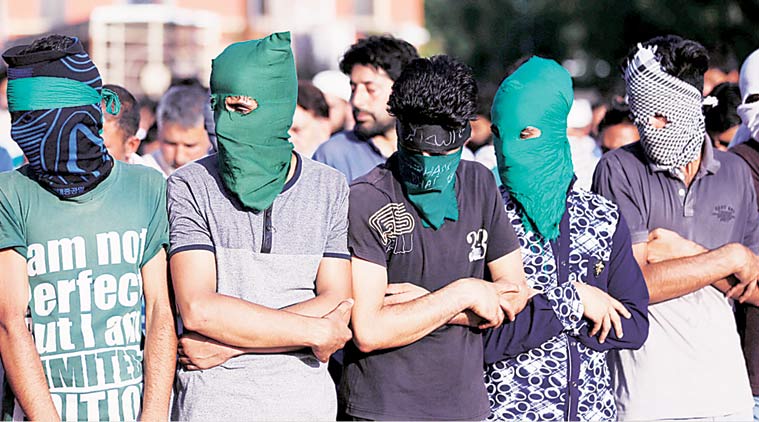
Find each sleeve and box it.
[139,174,169,266]
[347,183,389,268]
[0,185,26,257]
[591,154,649,245]
[574,214,650,351]
[543,281,585,334]
[323,177,350,260]
[482,294,565,364]
[483,178,519,262]
[739,164,759,254]
[166,173,214,257]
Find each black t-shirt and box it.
[341,155,520,421]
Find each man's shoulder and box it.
[169,155,218,184]
[301,154,347,183]
[599,141,647,168]
[313,131,363,157]
[349,162,396,204]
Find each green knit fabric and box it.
[211,32,297,212]
[492,57,575,240]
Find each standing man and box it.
[100,84,161,174]
[312,35,418,182]
[0,35,176,421]
[168,32,353,420]
[484,57,649,422]
[593,35,759,421]
[289,81,332,158]
[342,55,529,421]
[729,47,759,420]
[147,85,213,176]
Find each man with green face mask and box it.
[167,32,354,420]
[482,57,650,421]
[343,55,530,421]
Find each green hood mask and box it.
[492,57,575,240]
[211,32,297,212]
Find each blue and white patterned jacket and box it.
[483,188,649,421]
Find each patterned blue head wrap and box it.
[2,36,114,198]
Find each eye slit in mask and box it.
[225,95,258,115]
[520,126,542,139]
[648,113,669,129]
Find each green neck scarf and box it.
[492,57,575,240]
[396,144,462,230]
[211,32,296,212]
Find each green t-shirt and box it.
[0,161,168,421]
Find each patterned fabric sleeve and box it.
[543,282,585,335]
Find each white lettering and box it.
[27,243,46,276]
[47,237,86,273]
[33,283,56,317]
[96,232,121,265]
[93,274,118,310]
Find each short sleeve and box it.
[139,174,169,266]
[324,177,350,260]
[348,183,390,267]
[484,182,519,262]
[591,153,649,245]
[0,184,26,257]
[166,172,214,257]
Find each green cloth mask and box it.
[492,57,575,240]
[396,144,462,230]
[210,32,296,212]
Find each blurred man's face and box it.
[601,123,639,152]
[289,105,331,156]
[349,64,395,139]
[158,122,210,172]
[102,118,128,161]
[322,92,353,133]
[102,118,141,162]
[0,78,7,110]
[712,125,739,151]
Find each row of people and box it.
[0,31,759,422]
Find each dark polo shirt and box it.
[342,155,519,421]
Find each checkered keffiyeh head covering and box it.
[625,44,706,170]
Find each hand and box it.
[178,331,241,371]
[647,228,705,263]
[727,244,759,302]
[496,278,538,321]
[573,282,631,343]
[310,299,354,363]
[456,278,510,330]
[384,283,430,306]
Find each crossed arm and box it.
[172,250,353,368]
[350,249,530,354]
[640,229,759,305]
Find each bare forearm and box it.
[354,283,468,352]
[0,324,59,420]
[182,293,321,349]
[283,292,349,318]
[643,245,738,304]
[141,305,177,420]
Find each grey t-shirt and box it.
[167,153,350,421]
[592,139,758,420]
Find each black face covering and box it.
[3,38,113,198]
[396,121,471,153]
